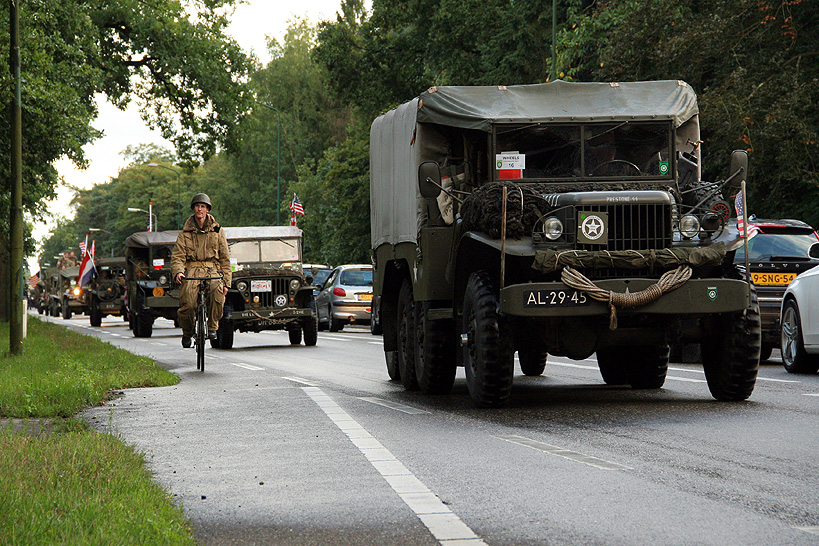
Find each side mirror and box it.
[809,242,819,259]
[418,161,442,198]
[728,150,748,191]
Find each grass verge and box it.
[0,317,194,545]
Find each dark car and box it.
[734,217,819,360]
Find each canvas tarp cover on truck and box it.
[370,80,699,249]
[124,230,181,248]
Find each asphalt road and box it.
[35,312,819,545]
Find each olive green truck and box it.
[370,80,760,407]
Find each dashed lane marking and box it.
[230,362,265,371]
[318,335,353,342]
[796,526,819,535]
[304,387,487,546]
[359,397,429,415]
[282,376,319,387]
[803,393,819,397]
[368,340,384,345]
[496,434,632,471]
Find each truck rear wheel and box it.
[414,302,456,394]
[518,346,548,377]
[462,271,514,407]
[701,285,761,401]
[397,279,419,390]
[596,345,669,388]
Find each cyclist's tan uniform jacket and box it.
[171,214,232,336]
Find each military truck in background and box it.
[42,267,61,316]
[88,256,128,326]
[57,266,90,319]
[370,80,760,407]
[125,230,181,337]
[214,226,317,349]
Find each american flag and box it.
[79,240,86,255]
[735,192,746,236]
[290,193,305,216]
[28,271,39,291]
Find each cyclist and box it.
[171,193,232,348]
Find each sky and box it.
[30,0,352,270]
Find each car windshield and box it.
[312,269,332,286]
[340,269,373,286]
[230,239,300,264]
[734,230,818,261]
[494,121,672,180]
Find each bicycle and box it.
[181,274,224,372]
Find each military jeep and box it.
[124,230,181,337]
[56,266,91,319]
[87,256,128,326]
[371,80,760,407]
[213,226,317,349]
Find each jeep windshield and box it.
[493,121,672,181]
[230,238,301,268]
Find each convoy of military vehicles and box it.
[33,79,767,408]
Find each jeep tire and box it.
[518,345,548,377]
[89,297,102,327]
[303,314,318,347]
[461,271,514,407]
[62,298,72,320]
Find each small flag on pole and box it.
[78,249,96,288]
[90,240,95,257]
[28,271,40,291]
[290,193,305,216]
[734,192,746,237]
[79,239,87,255]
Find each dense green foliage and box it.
[31,0,819,280]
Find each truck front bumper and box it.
[501,278,751,317]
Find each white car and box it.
[780,242,819,373]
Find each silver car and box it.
[316,264,373,331]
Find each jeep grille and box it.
[250,278,292,308]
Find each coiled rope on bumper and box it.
[560,265,693,330]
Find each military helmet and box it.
[190,193,212,211]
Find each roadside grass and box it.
[0,317,194,545]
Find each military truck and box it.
[42,267,61,316]
[214,226,317,349]
[124,230,181,337]
[87,256,128,326]
[58,266,90,319]
[370,80,760,407]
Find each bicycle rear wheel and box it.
[196,296,206,371]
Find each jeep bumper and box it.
[229,307,313,321]
[501,278,751,317]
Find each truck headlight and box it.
[543,217,564,241]
[289,279,300,292]
[679,214,701,239]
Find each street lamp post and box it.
[89,227,114,256]
[256,101,281,225]
[148,163,182,229]
[128,207,158,232]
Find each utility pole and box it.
[551,0,557,82]
[9,0,24,354]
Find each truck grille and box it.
[574,203,672,251]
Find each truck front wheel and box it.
[414,302,456,394]
[397,279,419,390]
[462,271,514,407]
[701,285,761,401]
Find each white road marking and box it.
[230,362,265,371]
[496,435,632,470]
[359,397,429,415]
[108,333,122,337]
[304,387,486,546]
[803,393,819,397]
[151,342,164,346]
[665,376,707,383]
[368,340,384,345]
[549,361,596,371]
[282,376,319,387]
[319,335,353,342]
[796,526,819,535]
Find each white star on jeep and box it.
[582,216,604,239]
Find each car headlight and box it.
[158,275,167,285]
[542,216,564,241]
[289,279,300,292]
[679,214,701,239]
[237,281,247,292]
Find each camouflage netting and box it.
[532,242,727,274]
[460,181,673,238]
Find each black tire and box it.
[397,279,419,391]
[518,346,548,377]
[385,350,401,381]
[289,327,303,345]
[461,271,514,407]
[196,300,206,371]
[597,345,669,388]
[370,299,382,335]
[701,285,761,400]
[89,304,102,327]
[303,314,318,347]
[62,299,72,319]
[596,347,631,385]
[414,302,456,394]
[133,304,154,338]
[329,306,344,332]
[213,313,234,350]
[781,299,819,374]
[759,343,774,362]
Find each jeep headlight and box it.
[679,214,701,239]
[73,287,81,296]
[289,279,300,292]
[158,275,167,285]
[236,281,247,292]
[542,217,564,241]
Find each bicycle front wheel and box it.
[196,299,206,372]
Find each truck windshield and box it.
[494,121,672,180]
[230,239,301,264]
